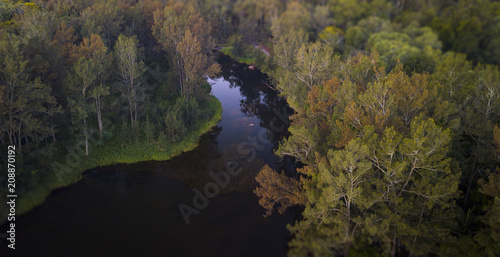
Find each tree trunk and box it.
[128,79,135,128]
[343,242,351,257]
[464,142,480,207]
[25,134,30,153]
[18,123,22,153]
[391,236,397,257]
[129,98,134,128]
[134,101,138,126]
[52,124,56,143]
[84,117,88,156]
[9,110,13,146]
[96,96,103,136]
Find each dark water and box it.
[1,55,297,257]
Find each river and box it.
[1,54,298,257]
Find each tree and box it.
[274,41,333,111]
[271,1,311,39]
[67,34,111,155]
[90,83,110,136]
[0,34,59,153]
[476,169,500,256]
[293,141,374,257]
[254,165,306,217]
[152,2,220,99]
[258,57,462,256]
[295,42,333,90]
[430,0,500,65]
[114,34,146,128]
[69,57,97,156]
[176,29,221,99]
[71,34,111,137]
[80,0,124,48]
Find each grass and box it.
[83,95,222,166]
[5,95,222,224]
[219,45,274,74]
[220,46,257,66]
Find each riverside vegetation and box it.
[1,0,500,256]
[0,0,222,223]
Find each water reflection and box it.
[1,54,297,257]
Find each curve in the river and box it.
[0,54,298,257]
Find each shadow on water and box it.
[0,54,298,257]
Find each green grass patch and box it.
[220,46,233,56]
[220,46,257,66]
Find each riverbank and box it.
[1,95,222,225]
[219,45,272,73]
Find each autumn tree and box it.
[67,34,111,155]
[254,165,306,217]
[152,2,220,100]
[257,57,461,256]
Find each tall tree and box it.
[114,34,146,128]
[72,34,111,136]
[68,34,110,154]
[0,34,58,153]
[152,2,220,99]
[176,29,220,99]
[69,57,96,156]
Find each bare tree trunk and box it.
[84,117,88,156]
[129,97,134,128]
[96,96,103,136]
[134,101,138,126]
[176,55,185,97]
[128,78,135,127]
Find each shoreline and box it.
[1,95,223,225]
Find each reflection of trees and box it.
[217,54,293,150]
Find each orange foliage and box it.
[69,34,108,65]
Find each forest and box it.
[0,0,223,221]
[1,0,500,256]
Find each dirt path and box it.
[254,45,270,56]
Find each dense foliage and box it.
[0,0,221,220]
[231,0,500,256]
[1,0,499,256]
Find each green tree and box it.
[430,0,500,65]
[274,41,333,110]
[0,34,58,153]
[81,0,124,48]
[69,57,97,156]
[114,34,146,128]
[258,57,462,256]
[176,29,221,100]
[271,1,311,39]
